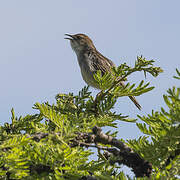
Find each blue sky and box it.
[0,1,179,140]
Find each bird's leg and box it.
[95,90,103,102]
[90,90,103,116]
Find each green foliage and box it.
[0,57,179,179]
[93,56,162,97]
[114,56,163,78]
[173,68,180,80]
[128,69,180,179]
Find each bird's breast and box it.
[77,55,100,89]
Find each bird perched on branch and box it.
[65,33,141,110]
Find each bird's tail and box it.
[119,81,141,110]
[128,96,141,110]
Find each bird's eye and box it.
[74,35,79,39]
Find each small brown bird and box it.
[65,33,141,110]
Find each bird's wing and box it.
[90,50,115,75]
[87,50,142,110]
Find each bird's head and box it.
[65,33,95,54]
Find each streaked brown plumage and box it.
[65,33,141,110]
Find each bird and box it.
[65,33,141,110]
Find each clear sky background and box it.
[0,1,179,138]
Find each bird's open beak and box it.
[64,34,74,40]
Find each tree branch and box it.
[71,126,152,178]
